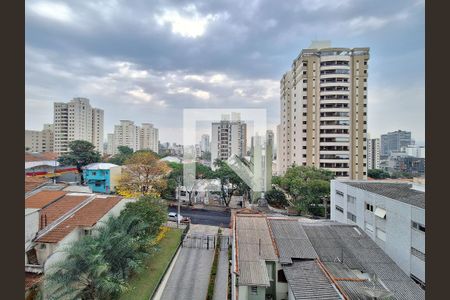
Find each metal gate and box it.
[182,234,217,249]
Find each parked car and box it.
[168,212,182,222]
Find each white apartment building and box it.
[112,120,140,154]
[367,137,381,169]
[139,123,159,153]
[211,113,247,168]
[25,124,54,153]
[402,145,426,158]
[276,42,369,179]
[330,180,425,287]
[106,133,115,155]
[53,98,104,154]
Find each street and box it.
[168,206,231,228]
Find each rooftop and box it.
[342,181,425,209]
[25,152,58,162]
[25,190,67,209]
[25,176,49,193]
[36,196,122,243]
[235,214,277,287]
[38,194,91,227]
[268,219,425,300]
[83,162,118,170]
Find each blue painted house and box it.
[82,163,122,194]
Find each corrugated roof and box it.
[25,152,58,162]
[269,220,318,263]
[83,163,118,170]
[25,190,67,209]
[343,181,425,209]
[283,260,341,300]
[36,196,122,243]
[236,216,277,286]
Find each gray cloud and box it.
[26,0,424,143]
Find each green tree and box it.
[57,140,101,182]
[120,195,168,237]
[108,146,134,165]
[265,189,288,208]
[43,236,127,300]
[368,169,390,179]
[275,165,334,216]
[213,159,249,206]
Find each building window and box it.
[347,212,357,223]
[336,205,344,213]
[336,190,344,197]
[250,286,258,295]
[411,247,425,261]
[412,221,425,233]
[278,270,287,282]
[84,229,92,236]
[366,203,374,212]
[347,195,356,204]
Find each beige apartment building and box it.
[25,124,54,153]
[108,121,159,155]
[53,98,104,155]
[276,42,369,179]
[140,123,159,153]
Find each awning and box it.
[374,207,387,219]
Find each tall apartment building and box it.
[380,130,412,158]
[25,124,54,153]
[367,137,381,169]
[112,120,140,154]
[200,134,210,153]
[53,98,104,154]
[106,133,115,155]
[139,123,159,153]
[211,113,247,168]
[276,42,369,179]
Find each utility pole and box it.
[176,175,182,229]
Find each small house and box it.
[82,163,122,194]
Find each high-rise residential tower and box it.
[140,123,159,153]
[380,130,412,158]
[211,113,247,168]
[276,42,369,179]
[200,134,210,153]
[53,98,104,154]
[112,120,140,154]
[367,137,381,170]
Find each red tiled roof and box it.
[25,176,49,193]
[25,190,67,209]
[38,195,90,227]
[36,196,122,243]
[25,272,42,290]
[25,152,59,162]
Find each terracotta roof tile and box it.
[25,152,59,162]
[38,195,90,226]
[25,272,42,290]
[25,190,67,209]
[37,196,122,243]
[25,177,49,193]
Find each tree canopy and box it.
[117,151,170,198]
[57,140,101,168]
[368,168,391,179]
[213,159,249,206]
[274,165,334,216]
[107,146,134,165]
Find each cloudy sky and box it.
[25,0,425,145]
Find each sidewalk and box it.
[213,248,229,300]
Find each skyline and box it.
[25,0,425,145]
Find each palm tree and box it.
[43,236,127,300]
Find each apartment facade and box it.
[276,44,369,179]
[25,124,54,153]
[112,120,140,154]
[139,123,159,153]
[367,137,380,169]
[330,180,425,287]
[200,134,210,153]
[211,113,247,168]
[53,98,104,154]
[380,130,412,158]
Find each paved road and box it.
[168,207,231,227]
[213,236,231,300]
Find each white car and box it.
[168,212,183,222]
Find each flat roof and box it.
[340,181,425,209]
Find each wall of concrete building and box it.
[25,209,40,245]
[330,180,425,284]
